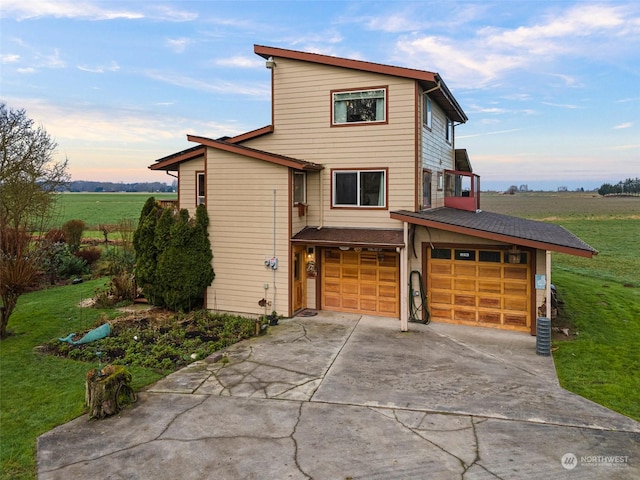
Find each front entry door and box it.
[293,245,306,313]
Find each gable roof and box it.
[254,44,467,124]
[390,207,598,258]
[149,134,323,172]
[150,145,205,171]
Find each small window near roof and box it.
[445,117,453,143]
[293,171,306,204]
[422,169,432,209]
[423,96,432,129]
[197,172,205,206]
[333,88,386,125]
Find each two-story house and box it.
[150,44,597,334]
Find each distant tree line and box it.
[598,178,640,196]
[68,180,175,193]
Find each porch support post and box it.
[400,221,409,332]
[545,250,552,318]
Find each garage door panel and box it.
[431,277,453,290]
[321,249,399,317]
[478,281,501,293]
[479,266,501,278]
[431,291,452,304]
[478,311,501,324]
[504,267,527,280]
[379,270,397,283]
[454,294,476,307]
[427,247,531,332]
[430,263,452,275]
[454,279,476,291]
[454,264,477,276]
[342,283,359,295]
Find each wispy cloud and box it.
[613,122,634,129]
[392,3,640,87]
[77,61,119,74]
[214,56,262,68]
[165,38,193,54]
[145,70,269,97]
[0,0,144,20]
[458,128,522,139]
[0,0,197,22]
[542,102,580,109]
[1,53,20,63]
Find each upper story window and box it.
[332,87,387,125]
[197,172,205,205]
[332,169,386,208]
[445,117,453,143]
[423,96,432,129]
[422,169,432,209]
[293,171,306,205]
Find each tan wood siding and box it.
[204,147,290,317]
[245,58,416,229]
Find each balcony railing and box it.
[444,170,480,212]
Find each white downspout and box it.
[545,250,551,319]
[400,221,409,332]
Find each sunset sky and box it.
[1,0,638,190]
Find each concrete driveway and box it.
[38,313,640,479]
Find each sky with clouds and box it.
[1,0,638,190]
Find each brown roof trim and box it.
[455,149,472,173]
[254,44,467,123]
[227,125,274,144]
[187,134,323,171]
[292,226,404,248]
[149,145,205,171]
[390,208,598,258]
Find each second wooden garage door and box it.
[426,247,532,332]
[322,248,399,317]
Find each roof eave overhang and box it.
[255,44,467,124]
[187,134,323,171]
[149,145,205,171]
[390,211,597,258]
[290,238,403,249]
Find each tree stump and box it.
[85,365,133,419]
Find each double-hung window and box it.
[332,169,386,207]
[197,172,205,205]
[332,87,386,125]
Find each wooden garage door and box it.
[427,247,531,332]
[322,249,399,317]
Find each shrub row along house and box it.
[150,44,597,334]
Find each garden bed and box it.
[41,309,263,371]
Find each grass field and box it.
[54,192,177,228]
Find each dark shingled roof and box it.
[390,207,598,258]
[292,227,404,248]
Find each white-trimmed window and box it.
[293,171,306,204]
[197,172,205,205]
[423,96,432,129]
[332,169,386,207]
[445,117,453,143]
[333,88,386,125]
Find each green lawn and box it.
[55,192,176,228]
[0,279,164,480]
